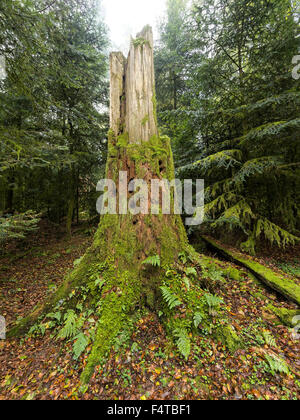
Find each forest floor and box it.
[0,222,299,400]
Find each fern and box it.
[183,277,190,291]
[142,255,161,267]
[73,333,88,359]
[73,257,83,267]
[57,310,78,340]
[46,312,62,322]
[265,354,289,376]
[174,328,191,360]
[95,277,106,289]
[202,265,225,283]
[160,286,182,310]
[185,267,197,277]
[193,312,203,328]
[204,293,223,308]
[262,330,277,347]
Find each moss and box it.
[132,38,151,48]
[192,240,208,254]
[152,91,158,127]
[112,133,172,178]
[159,260,242,354]
[202,236,300,306]
[9,124,241,388]
[141,114,149,126]
[81,265,141,385]
[266,305,300,327]
[116,132,129,148]
[215,324,241,352]
[223,267,243,281]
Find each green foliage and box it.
[0,0,109,228]
[155,0,300,254]
[57,310,79,340]
[95,277,106,289]
[73,333,88,360]
[262,330,277,348]
[160,286,182,310]
[204,293,223,316]
[184,267,197,277]
[142,255,161,267]
[265,354,290,376]
[276,261,300,277]
[0,211,40,244]
[193,312,203,329]
[173,328,191,360]
[132,38,150,48]
[204,293,223,308]
[46,312,62,323]
[202,265,224,283]
[73,257,84,267]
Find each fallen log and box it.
[201,236,300,307]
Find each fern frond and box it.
[73,333,88,359]
[262,330,277,347]
[185,267,197,277]
[160,286,182,310]
[142,255,161,267]
[204,293,223,308]
[265,354,289,376]
[174,328,191,360]
[193,312,203,328]
[57,310,78,340]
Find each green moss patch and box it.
[266,305,300,327]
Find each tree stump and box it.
[8,26,241,387]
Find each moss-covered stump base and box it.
[202,236,300,306]
[7,238,243,386]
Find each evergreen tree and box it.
[156,0,300,253]
[0,0,109,233]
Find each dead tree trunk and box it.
[8,27,240,387]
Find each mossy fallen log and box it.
[266,305,300,327]
[201,236,300,306]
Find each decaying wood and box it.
[110,26,158,144]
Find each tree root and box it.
[7,240,243,387]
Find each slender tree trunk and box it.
[6,173,15,214]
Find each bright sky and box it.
[101,0,167,54]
